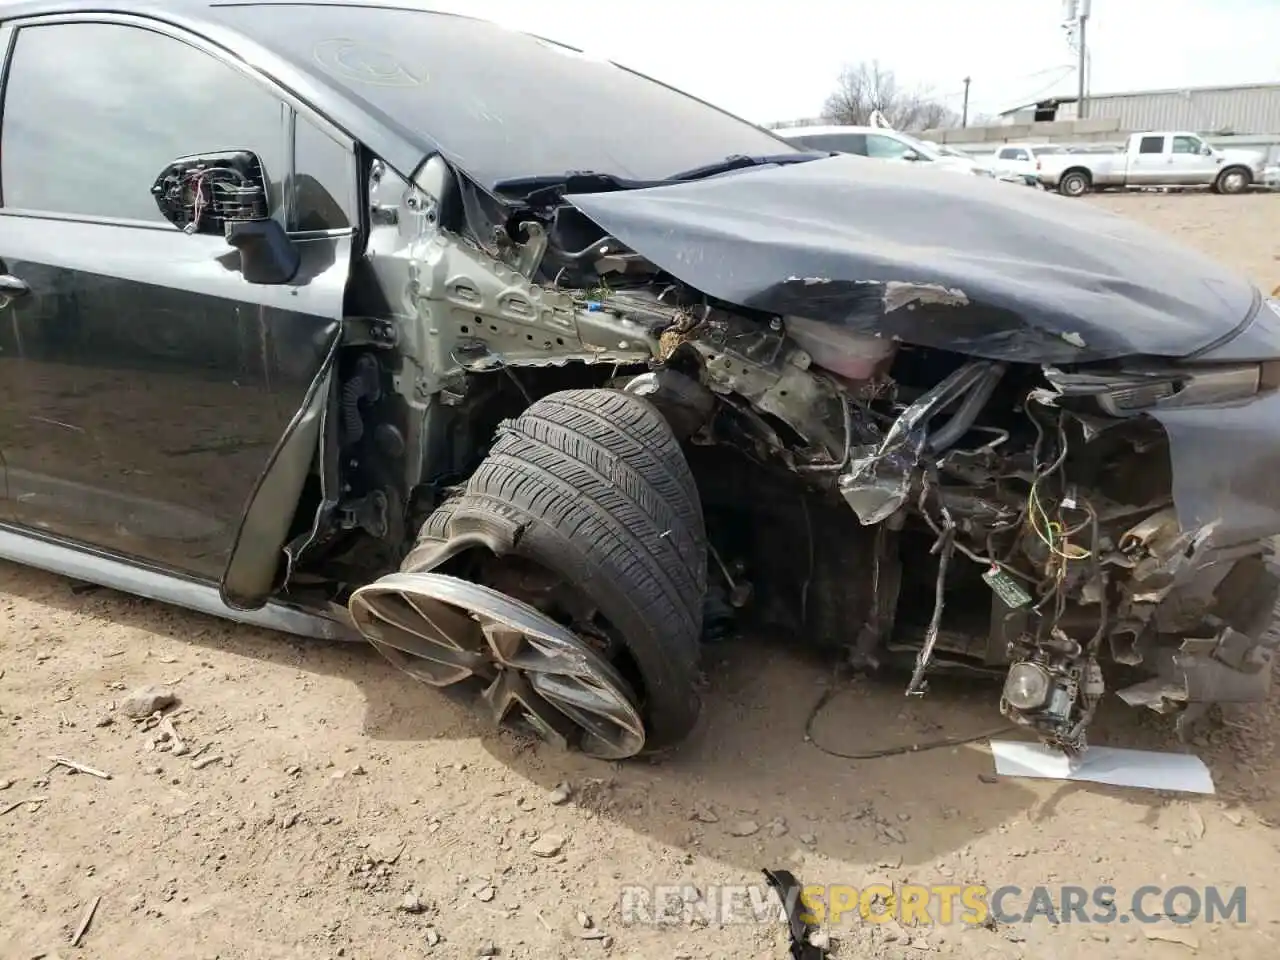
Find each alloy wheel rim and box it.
[349,572,646,759]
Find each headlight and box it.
[1004,662,1052,711]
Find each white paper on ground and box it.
[989,740,1216,794]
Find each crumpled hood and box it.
[567,155,1262,364]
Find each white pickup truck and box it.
[1036,131,1267,197]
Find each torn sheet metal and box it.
[1150,388,1280,547]
[989,740,1215,794]
[567,155,1261,364]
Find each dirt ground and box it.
[4,191,1280,960]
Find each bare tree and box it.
[823,61,962,131]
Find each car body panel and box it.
[566,154,1262,365]
[0,219,348,580]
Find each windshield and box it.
[213,5,796,186]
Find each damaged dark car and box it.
[3,0,1280,761]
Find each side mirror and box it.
[151,150,298,285]
[902,149,921,161]
[225,218,300,285]
[1200,145,1213,156]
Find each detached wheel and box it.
[1058,170,1091,197]
[1215,167,1251,195]
[351,388,706,758]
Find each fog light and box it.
[1003,662,1052,711]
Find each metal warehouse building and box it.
[1000,82,1280,135]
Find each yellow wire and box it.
[1027,477,1092,561]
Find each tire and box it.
[1215,167,1251,195]
[419,388,706,750]
[1058,170,1091,197]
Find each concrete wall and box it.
[921,117,1122,144]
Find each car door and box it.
[0,17,355,583]
[1169,134,1216,184]
[1128,134,1170,184]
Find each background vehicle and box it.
[1036,130,1266,196]
[777,124,995,177]
[991,143,1068,180]
[1,0,1279,764]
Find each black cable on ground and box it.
[803,671,1017,760]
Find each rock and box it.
[727,820,760,837]
[809,930,831,950]
[1186,805,1206,840]
[799,833,817,845]
[549,783,572,805]
[0,778,13,791]
[691,805,718,824]
[121,685,176,719]
[472,884,496,902]
[881,826,906,844]
[476,941,499,957]
[767,818,789,838]
[367,833,405,864]
[530,833,566,857]
[426,927,441,947]
[94,715,114,728]
[576,910,592,929]
[1223,810,1245,826]
[978,774,998,784]
[399,892,430,914]
[350,764,367,776]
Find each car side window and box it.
[791,133,868,155]
[0,21,286,222]
[1171,135,1201,155]
[864,135,916,160]
[1138,136,1165,155]
[997,148,1015,160]
[1012,150,1029,161]
[293,115,356,231]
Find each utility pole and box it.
[962,76,971,126]
[1075,0,1091,119]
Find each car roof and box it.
[776,124,904,137]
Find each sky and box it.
[418,0,1280,124]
